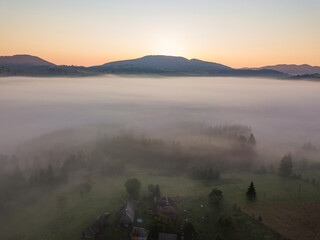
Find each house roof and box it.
[158,233,177,240]
[119,202,135,223]
[157,196,176,208]
[155,196,177,219]
[131,227,149,238]
[125,202,135,222]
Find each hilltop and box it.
[0,54,55,69]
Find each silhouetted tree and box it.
[125,178,141,199]
[217,214,234,230]
[238,135,247,143]
[248,133,256,145]
[279,154,293,177]
[246,181,256,201]
[209,189,223,207]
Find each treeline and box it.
[0,150,125,212]
[0,126,257,212]
[188,166,220,181]
[96,133,256,171]
[201,124,256,144]
[0,163,68,212]
[29,165,68,186]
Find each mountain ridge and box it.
[255,64,320,75]
[0,54,55,69]
[91,55,232,73]
[1,54,319,78]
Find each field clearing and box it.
[1,169,320,240]
[242,202,320,240]
[296,169,320,182]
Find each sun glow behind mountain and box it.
[0,0,319,67]
[153,36,187,57]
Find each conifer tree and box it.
[279,154,292,177]
[246,181,256,201]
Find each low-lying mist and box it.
[1,75,320,156]
[1,75,320,240]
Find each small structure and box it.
[158,233,177,240]
[118,202,135,227]
[82,215,106,239]
[130,227,149,240]
[154,196,177,220]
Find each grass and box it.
[296,169,320,182]
[1,168,320,240]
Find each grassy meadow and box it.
[1,166,319,240]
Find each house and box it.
[82,215,106,239]
[130,227,149,240]
[158,233,177,240]
[154,196,177,220]
[118,202,135,227]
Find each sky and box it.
[0,0,319,68]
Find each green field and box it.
[1,167,320,240]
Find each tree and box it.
[207,167,214,180]
[217,214,234,230]
[154,184,161,199]
[149,214,173,239]
[246,181,256,201]
[125,178,141,199]
[183,221,197,240]
[248,133,256,145]
[279,154,293,177]
[209,189,223,207]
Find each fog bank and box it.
[0,75,320,155]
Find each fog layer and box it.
[0,75,320,154]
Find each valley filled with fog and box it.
[2,75,320,240]
[0,75,319,155]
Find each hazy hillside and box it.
[0,54,288,78]
[0,54,55,69]
[95,55,231,72]
[259,64,320,75]
[89,55,286,77]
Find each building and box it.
[154,196,177,220]
[130,227,149,240]
[118,202,135,227]
[82,215,106,239]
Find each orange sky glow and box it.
[0,0,319,68]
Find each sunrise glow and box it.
[0,0,319,67]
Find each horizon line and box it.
[1,53,319,69]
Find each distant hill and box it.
[258,64,320,75]
[0,55,55,69]
[290,73,320,80]
[90,55,232,73]
[0,54,287,78]
[89,55,286,77]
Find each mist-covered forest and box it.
[1,76,320,240]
